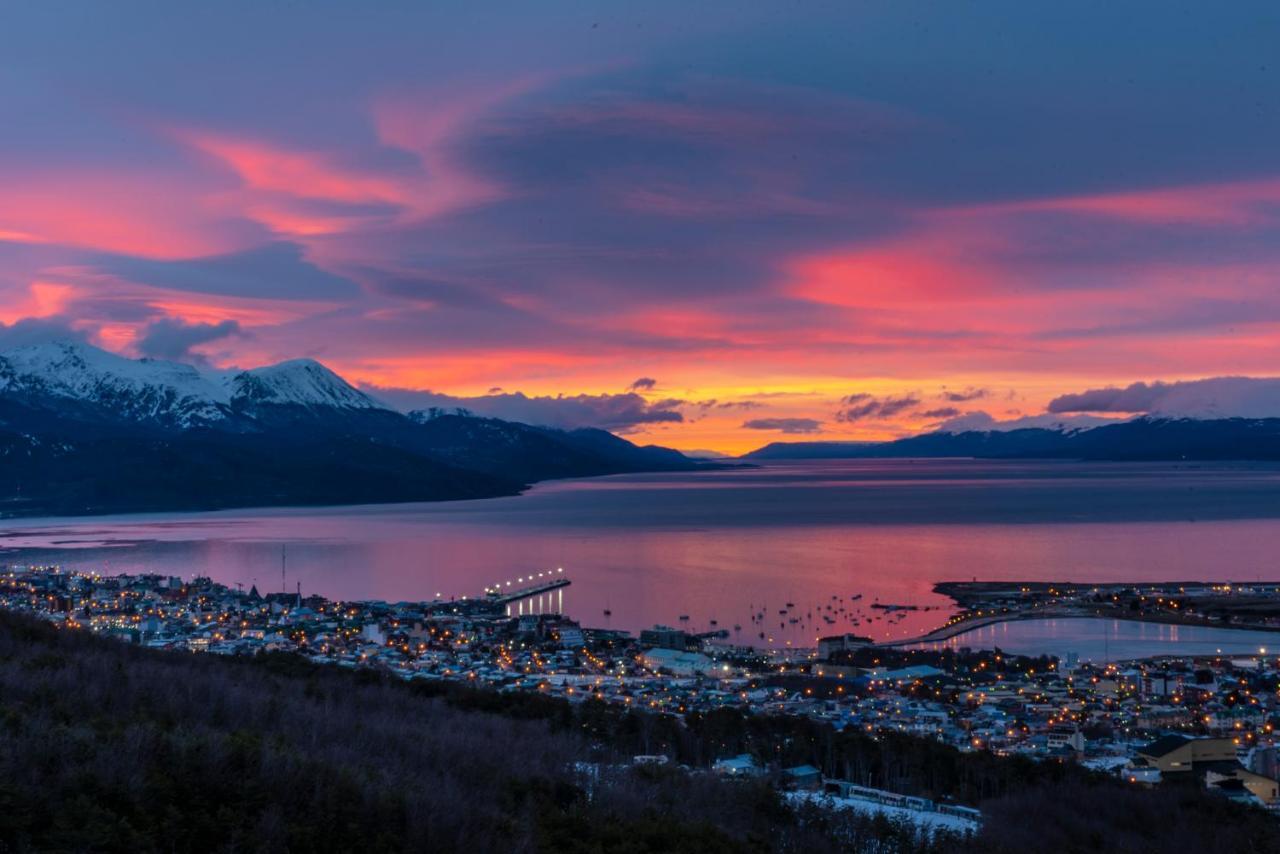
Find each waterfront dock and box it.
[483,571,571,607]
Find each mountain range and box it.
[0,340,707,517]
[743,416,1280,461]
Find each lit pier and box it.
[483,568,571,614]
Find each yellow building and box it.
[1135,736,1236,773]
[1205,767,1280,806]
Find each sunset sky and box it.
[4,2,1280,453]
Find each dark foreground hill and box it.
[0,613,1277,853]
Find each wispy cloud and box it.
[741,417,823,434]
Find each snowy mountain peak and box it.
[227,359,387,411]
[0,340,389,428]
[0,339,231,427]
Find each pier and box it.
[483,569,571,614]
[880,611,1034,647]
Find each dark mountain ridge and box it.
[0,340,707,517]
[744,416,1280,461]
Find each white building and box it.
[642,648,717,676]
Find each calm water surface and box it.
[4,459,1280,649]
[913,618,1280,662]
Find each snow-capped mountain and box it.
[225,359,385,412]
[933,411,1124,434]
[0,340,233,428]
[0,340,389,429]
[0,339,705,518]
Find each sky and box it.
[3,2,1280,453]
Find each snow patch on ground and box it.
[788,791,979,834]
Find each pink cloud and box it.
[0,169,259,259]
[783,222,1015,308]
[0,268,343,358]
[175,130,408,206]
[963,175,1280,227]
[0,282,77,326]
[370,79,550,221]
[168,80,545,241]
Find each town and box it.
[6,564,1280,823]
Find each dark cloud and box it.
[940,387,989,402]
[1048,382,1166,413]
[96,243,360,301]
[628,377,657,391]
[135,318,244,364]
[741,417,823,434]
[918,407,961,419]
[836,393,921,422]
[682,448,732,459]
[1048,377,1280,419]
[690,399,762,411]
[362,385,683,432]
[0,317,91,350]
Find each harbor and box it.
[888,580,1280,648]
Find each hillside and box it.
[0,611,939,853]
[0,612,1273,853]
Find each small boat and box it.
[603,608,612,617]
[709,619,718,626]
[678,614,690,621]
